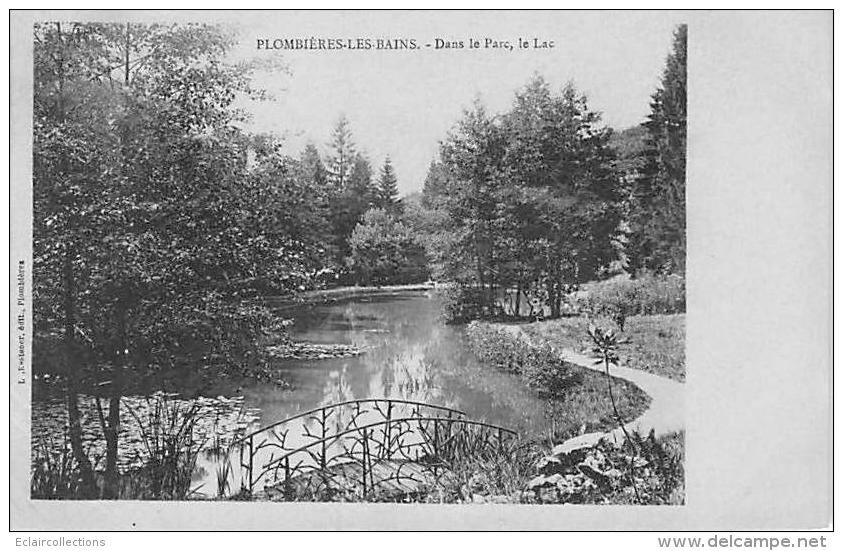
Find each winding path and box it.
[502,324,685,455]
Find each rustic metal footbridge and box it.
[225,398,518,501]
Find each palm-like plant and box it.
[588,324,641,502]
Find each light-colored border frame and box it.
[9,9,833,531]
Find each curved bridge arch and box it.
[225,398,518,500]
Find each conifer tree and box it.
[376,156,401,214]
[627,24,687,274]
[325,115,356,192]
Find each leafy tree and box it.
[432,78,622,320]
[33,22,309,498]
[436,100,506,315]
[329,152,377,263]
[375,156,401,214]
[627,24,687,275]
[347,209,429,286]
[503,78,622,317]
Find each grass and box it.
[32,394,207,500]
[521,314,686,382]
[464,320,652,445]
[539,368,651,442]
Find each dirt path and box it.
[501,325,685,455]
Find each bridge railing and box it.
[225,399,517,499]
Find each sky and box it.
[228,11,685,195]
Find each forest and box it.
[32,21,686,501]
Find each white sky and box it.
[229,11,685,195]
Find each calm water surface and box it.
[242,291,549,434]
[32,291,552,496]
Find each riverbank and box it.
[453,317,685,504]
[519,314,686,382]
[266,283,437,313]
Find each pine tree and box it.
[325,115,356,192]
[300,143,328,190]
[376,156,401,214]
[421,160,450,210]
[627,24,687,275]
[348,152,376,208]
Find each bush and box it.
[438,285,486,324]
[465,322,578,396]
[347,208,430,286]
[581,273,685,323]
[527,429,685,505]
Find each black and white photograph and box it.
[8,9,832,533]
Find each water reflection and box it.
[237,292,549,435]
[34,291,552,498]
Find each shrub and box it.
[465,322,578,396]
[347,208,430,286]
[438,285,486,324]
[527,429,685,505]
[581,273,685,325]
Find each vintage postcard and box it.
[8,9,832,532]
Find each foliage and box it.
[521,313,685,382]
[465,321,650,441]
[330,150,379,265]
[423,76,624,321]
[526,430,684,505]
[465,322,579,396]
[419,439,542,504]
[437,285,487,324]
[32,21,319,498]
[626,24,687,275]
[31,435,97,499]
[123,395,205,499]
[375,156,401,214]
[347,208,429,286]
[581,274,685,323]
[325,114,356,192]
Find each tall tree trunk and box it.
[514,281,522,319]
[63,246,98,498]
[473,232,487,313]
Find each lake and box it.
[31,290,552,497]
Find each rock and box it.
[577,464,613,489]
[527,473,562,490]
[535,455,564,475]
[552,437,597,457]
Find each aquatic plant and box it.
[124,394,205,500]
[31,434,100,499]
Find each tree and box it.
[328,152,377,263]
[375,156,401,214]
[420,160,451,210]
[33,22,309,498]
[347,208,429,286]
[627,24,687,275]
[325,115,356,192]
[432,78,622,321]
[505,79,622,317]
